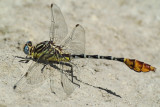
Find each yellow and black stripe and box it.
[71,54,156,72]
[31,41,70,62]
[28,41,156,73]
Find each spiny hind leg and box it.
[59,62,80,87]
[67,62,80,87]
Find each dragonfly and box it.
[13,3,156,99]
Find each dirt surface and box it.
[0,0,160,107]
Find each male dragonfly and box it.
[13,3,156,99]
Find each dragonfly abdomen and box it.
[72,54,108,59]
[71,54,121,61]
[71,54,156,72]
[124,58,156,72]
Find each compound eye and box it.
[24,45,29,55]
[27,41,32,46]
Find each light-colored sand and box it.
[0,0,160,106]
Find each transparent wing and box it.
[61,24,85,55]
[50,3,68,44]
[13,40,53,93]
[50,62,80,99]
[13,61,50,93]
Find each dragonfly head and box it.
[23,41,33,55]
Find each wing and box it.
[61,24,85,55]
[13,61,50,93]
[50,62,80,99]
[61,65,80,96]
[13,42,52,93]
[50,3,68,44]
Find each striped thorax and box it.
[23,41,70,62]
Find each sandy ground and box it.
[0,0,160,107]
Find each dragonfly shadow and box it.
[14,55,121,98]
[75,78,121,98]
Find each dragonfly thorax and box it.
[24,41,71,62]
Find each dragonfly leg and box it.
[71,64,73,82]
[60,62,80,87]
[41,64,47,73]
[68,63,80,87]
[13,55,32,63]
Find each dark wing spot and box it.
[25,72,28,77]
[13,85,17,89]
[76,24,79,27]
[51,3,53,8]
[61,82,63,87]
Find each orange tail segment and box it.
[124,58,156,72]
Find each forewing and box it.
[61,24,85,55]
[13,40,52,93]
[50,3,68,44]
[13,61,50,93]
